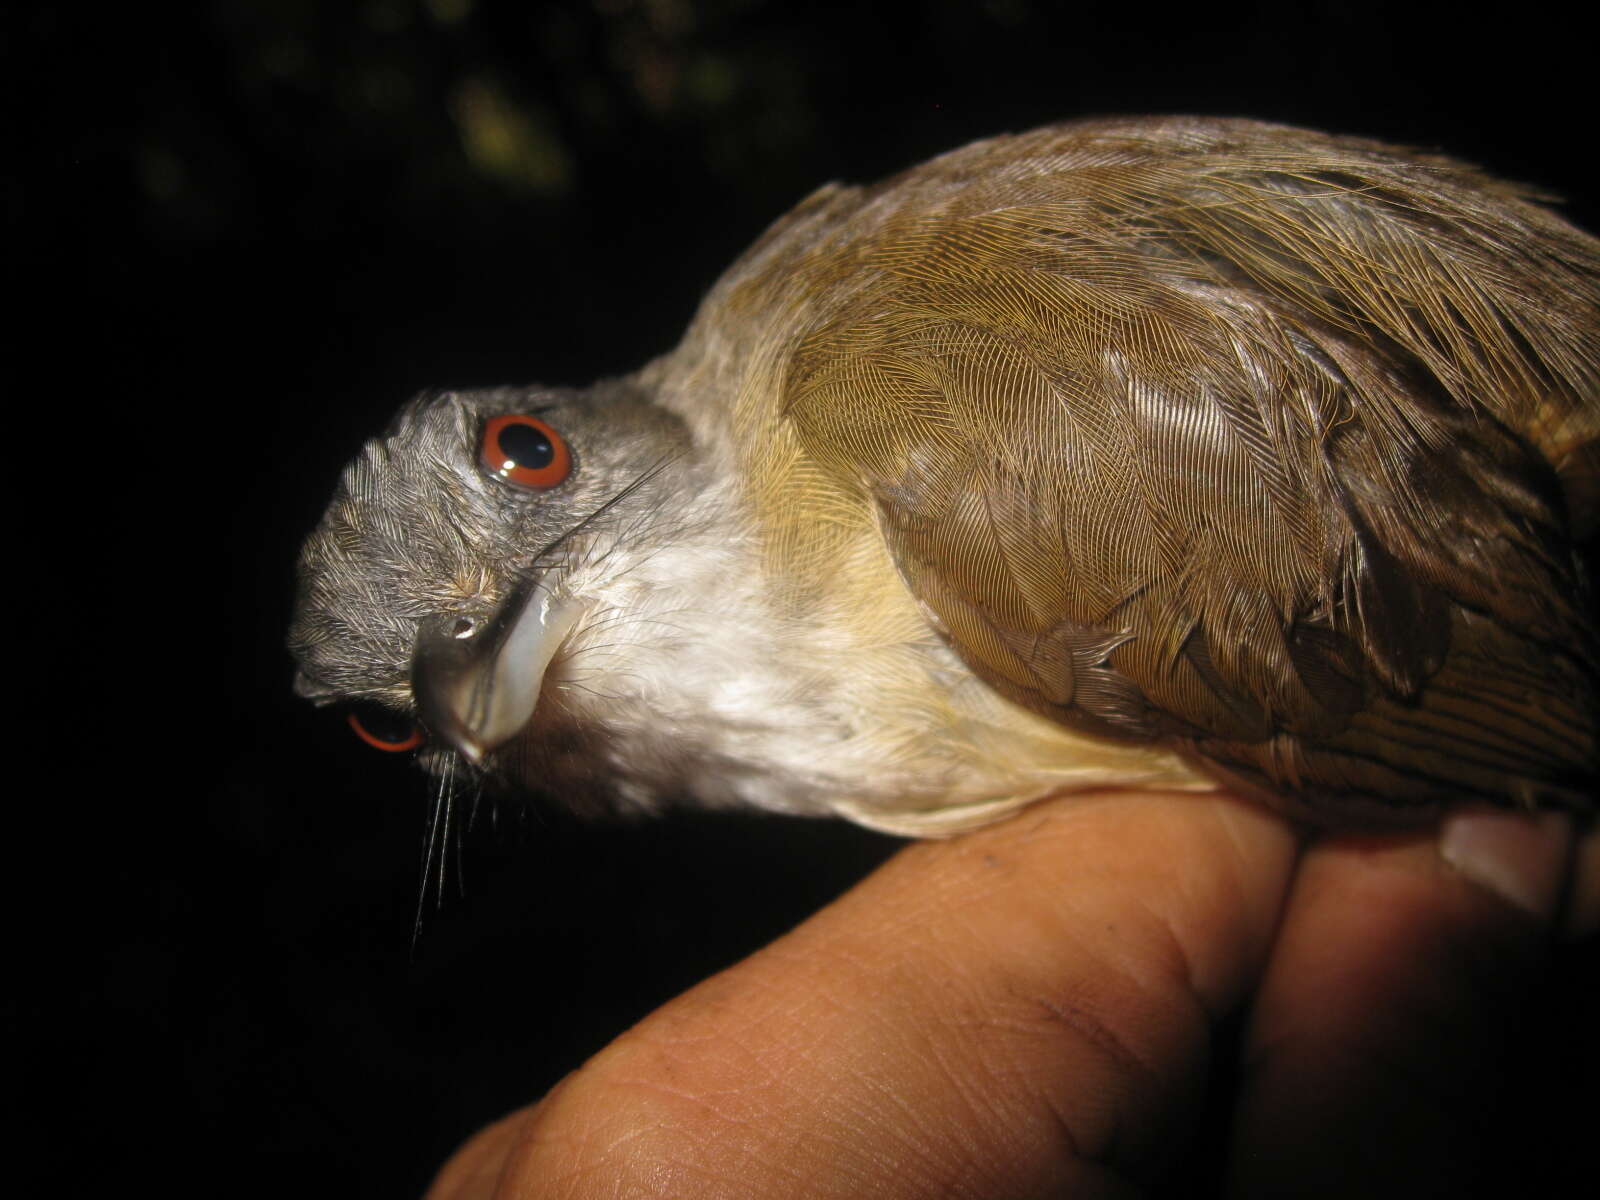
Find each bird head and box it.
[289,381,698,779]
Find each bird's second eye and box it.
[480,414,572,490]
[347,704,425,753]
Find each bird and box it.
[289,115,1599,836]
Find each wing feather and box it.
[739,117,1599,808]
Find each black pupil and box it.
[351,701,414,744]
[500,422,554,469]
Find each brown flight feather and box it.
[710,116,1598,811]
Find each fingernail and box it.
[1439,809,1573,920]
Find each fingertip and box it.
[1439,808,1573,923]
[1560,820,1600,941]
[1227,812,1574,1199]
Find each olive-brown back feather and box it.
[734,117,1597,811]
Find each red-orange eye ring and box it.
[347,709,425,753]
[479,414,572,490]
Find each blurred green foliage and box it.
[61,0,830,249]
[36,0,1594,266]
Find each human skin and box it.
[425,789,1595,1199]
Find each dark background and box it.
[26,2,1596,1196]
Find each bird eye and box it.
[346,703,425,753]
[480,414,572,491]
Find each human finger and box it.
[428,789,1299,1199]
[1226,809,1574,1198]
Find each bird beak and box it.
[410,581,591,765]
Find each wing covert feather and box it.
[769,118,1598,808]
